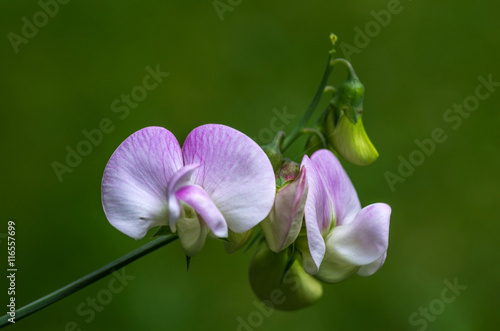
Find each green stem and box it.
[282,53,334,152]
[0,234,178,328]
[281,57,357,152]
[301,128,327,149]
[331,58,358,79]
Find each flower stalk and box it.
[0,234,178,328]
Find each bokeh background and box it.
[1,1,499,330]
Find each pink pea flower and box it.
[101,124,276,256]
[300,149,391,282]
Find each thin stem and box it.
[282,53,334,152]
[281,57,357,152]
[331,58,358,79]
[0,234,178,328]
[301,128,327,149]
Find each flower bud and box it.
[326,109,379,166]
[248,242,323,311]
[261,161,308,253]
[275,159,300,186]
[261,131,285,172]
[330,76,365,124]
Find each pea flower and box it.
[101,125,276,256]
[299,149,391,282]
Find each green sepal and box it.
[330,75,365,124]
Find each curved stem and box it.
[0,234,178,328]
[282,53,334,152]
[281,57,357,152]
[331,58,358,79]
[301,128,327,149]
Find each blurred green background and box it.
[1,1,498,330]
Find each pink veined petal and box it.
[166,164,200,231]
[325,203,391,266]
[301,155,334,273]
[175,184,228,237]
[182,124,275,233]
[310,149,361,226]
[102,127,183,239]
[357,252,387,277]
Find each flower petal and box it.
[102,127,183,239]
[176,215,210,257]
[357,252,387,277]
[327,114,379,166]
[262,167,308,252]
[310,149,361,226]
[324,203,391,266]
[182,124,275,233]
[301,155,334,273]
[167,164,200,231]
[175,184,228,238]
[315,260,359,283]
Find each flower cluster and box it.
[101,40,391,310]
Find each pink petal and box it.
[301,155,334,273]
[310,149,361,226]
[102,127,183,239]
[325,203,391,266]
[175,185,228,237]
[262,167,308,252]
[166,164,200,231]
[182,124,275,233]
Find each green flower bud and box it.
[261,132,285,172]
[248,242,323,311]
[330,76,365,124]
[326,109,379,166]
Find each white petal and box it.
[325,203,391,266]
[357,252,387,277]
[102,127,182,239]
[182,124,276,233]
